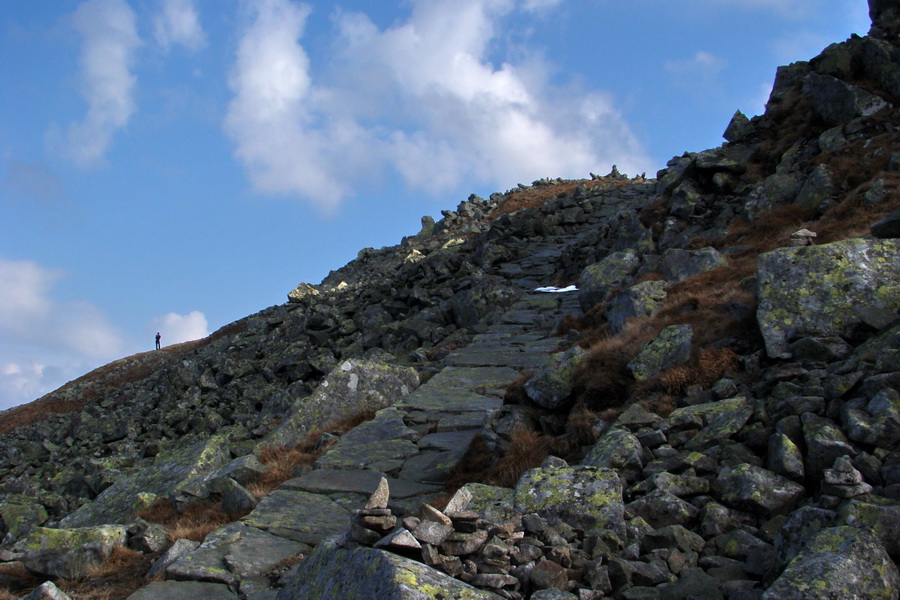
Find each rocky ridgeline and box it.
[3,2,900,599]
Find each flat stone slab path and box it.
[147,263,584,599]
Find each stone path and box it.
[145,253,584,600]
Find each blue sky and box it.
[0,0,869,410]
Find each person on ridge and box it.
[155,332,161,350]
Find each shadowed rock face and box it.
[3,6,900,600]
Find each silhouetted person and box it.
[155,332,161,350]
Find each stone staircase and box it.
[136,248,585,599]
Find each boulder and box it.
[126,581,238,600]
[872,207,900,238]
[276,539,503,599]
[0,496,48,542]
[16,525,128,580]
[802,72,891,126]
[264,359,419,448]
[839,496,900,559]
[628,324,694,381]
[577,249,641,312]
[762,526,900,600]
[524,346,587,410]
[60,434,233,528]
[22,582,74,600]
[582,428,644,479]
[723,110,753,142]
[660,247,726,282]
[515,464,626,536]
[795,164,834,208]
[607,280,668,335]
[756,238,900,358]
[714,463,805,517]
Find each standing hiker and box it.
[155,332,161,350]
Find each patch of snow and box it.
[534,285,578,293]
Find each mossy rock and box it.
[628,324,693,381]
[524,346,586,410]
[16,525,128,579]
[515,465,625,536]
[276,539,503,599]
[577,249,641,312]
[762,526,900,600]
[756,238,900,358]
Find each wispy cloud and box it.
[47,0,141,169]
[0,258,125,410]
[665,51,728,98]
[153,0,206,51]
[224,0,651,215]
[149,311,209,346]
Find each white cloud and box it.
[665,51,728,97]
[48,0,140,168]
[224,0,652,214]
[154,0,206,51]
[150,311,209,346]
[0,258,125,410]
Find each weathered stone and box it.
[802,413,856,479]
[0,497,48,542]
[577,249,641,312]
[714,463,805,517]
[625,490,700,529]
[838,496,900,559]
[443,483,517,525]
[582,428,643,477]
[219,478,258,515]
[241,489,350,545]
[525,346,587,410]
[126,581,239,600]
[60,434,233,528]
[767,433,805,480]
[873,207,900,238]
[146,538,201,580]
[756,238,900,358]
[21,581,74,600]
[803,72,892,126]
[660,247,726,283]
[607,281,668,335]
[515,465,625,536]
[628,325,693,381]
[762,526,900,600]
[16,525,128,580]
[775,506,837,566]
[723,110,752,142]
[277,540,504,599]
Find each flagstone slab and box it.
[241,490,350,545]
[283,469,440,499]
[126,581,238,600]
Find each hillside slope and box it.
[1,3,900,599]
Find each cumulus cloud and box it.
[224,0,651,214]
[150,311,209,346]
[0,258,125,410]
[153,0,206,51]
[48,0,140,168]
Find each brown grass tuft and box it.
[654,347,740,395]
[485,428,551,488]
[55,546,155,600]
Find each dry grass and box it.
[488,176,643,222]
[58,547,155,600]
[138,499,242,542]
[654,347,740,395]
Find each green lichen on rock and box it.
[16,525,128,579]
[60,433,234,528]
[607,280,668,335]
[0,495,48,541]
[762,526,900,600]
[276,539,502,599]
[577,248,641,312]
[582,427,643,473]
[757,238,900,358]
[514,464,625,536]
[524,346,586,410]
[628,324,693,380]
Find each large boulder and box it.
[714,463,805,517]
[607,280,667,335]
[577,249,641,312]
[660,247,726,282]
[16,525,128,579]
[762,526,900,600]
[524,346,587,410]
[628,324,693,380]
[515,464,626,536]
[264,359,419,448]
[60,433,234,528]
[276,539,503,599]
[756,238,900,358]
[802,72,891,126]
